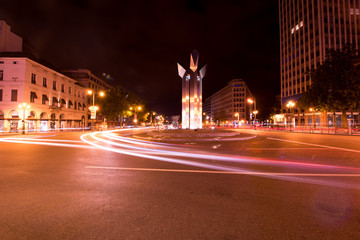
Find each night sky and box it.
[1,0,280,117]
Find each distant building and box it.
[0,20,23,52]
[62,69,113,124]
[0,55,88,132]
[62,69,113,93]
[204,79,254,125]
[177,50,206,129]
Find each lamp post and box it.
[253,110,258,125]
[150,111,156,125]
[130,106,142,125]
[234,112,239,127]
[286,101,295,129]
[309,108,315,128]
[87,90,105,130]
[247,98,257,125]
[18,103,30,134]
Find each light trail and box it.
[85,166,360,177]
[1,128,359,189]
[80,130,360,190]
[82,130,360,171]
[268,137,360,153]
[0,138,92,149]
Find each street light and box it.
[253,110,259,125]
[234,112,239,127]
[87,90,105,130]
[286,101,296,129]
[130,106,142,125]
[149,111,156,125]
[247,98,257,124]
[309,108,316,128]
[18,103,30,134]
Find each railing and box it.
[242,124,360,136]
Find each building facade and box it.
[63,69,112,93]
[63,69,113,125]
[0,56,88,132]
[0,20,22,52]
[279,0,360,104]
[204,79,254,125]
[177,50,206,129]
[278,0,360,126]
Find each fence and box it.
[245,124,360,136]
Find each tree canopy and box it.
[98,85,149,122]
[297,46,360,126]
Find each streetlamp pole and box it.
[286,101,295,130]
[88,90,105,131]
[235,113,239,127]
[18,103,30,134]
[247,98,256,125]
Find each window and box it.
[30,91,38,103]
[31,73,36,84]
[43,78,47,87]
[0,61,4,64]
[69,87,72,94]
[0,70,3,80]
[52,97,59,106]
[53,81,57,90]
[42,94,49,105]
[61,84,65,93]
[0,89,2,101]
[11,89,18,101]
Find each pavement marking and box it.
[85,166,360,177]
[242,147,337,151]
[268,137,360,153]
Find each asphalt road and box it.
[1,128,360,239]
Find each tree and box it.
[297,46,360,127]
[99,85,147,124]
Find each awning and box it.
[60,99,66,104]
[52,97,59,103]
[31,92,38,99]
[42,94,49,101]
[68,100,73,106]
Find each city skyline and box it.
[0,1,279,116]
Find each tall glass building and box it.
[279,0,360,106]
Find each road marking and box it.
[85,166,360,177]
[268,137,360,153]
[242,147,336,151]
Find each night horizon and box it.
[0,0,280,116]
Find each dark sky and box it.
[0,0,280,117]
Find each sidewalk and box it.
[0,128,90,138]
